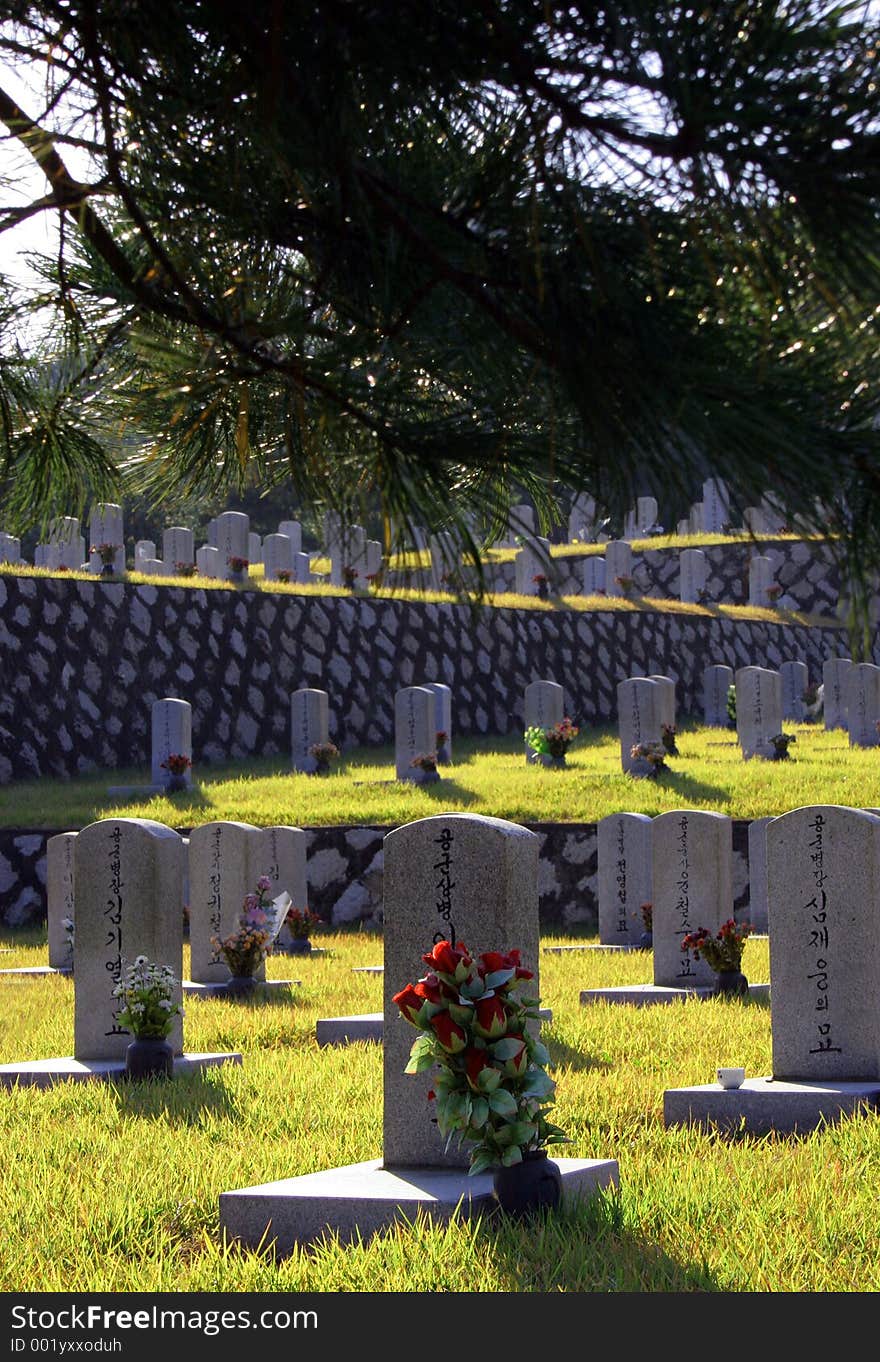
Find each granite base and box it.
[0,1051,242,1089]
[580,982,770,1006]
[663,1076,880,1135]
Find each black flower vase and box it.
[100,563,115,578]
[225,975,258,997]
[287,938,312,954]
[165,775,188,794]
[125,1036,173,1080]
[639,931,653,950]
[714,969,749,997]
[492,1150,562,1218]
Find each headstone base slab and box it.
[580,983,770,1007]
[663,1076,880,1135]
[0,1052,241,1090]
[219,1155,620,1254]
[0,966,72,977]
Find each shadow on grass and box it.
[110,1065,242,1126]
[646,768,731,804]
[544,1032,615,1074]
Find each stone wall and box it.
[0,568,859,786]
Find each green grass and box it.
[0,927,876,1291]
[2,721,874,832]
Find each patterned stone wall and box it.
[0,569,860,787]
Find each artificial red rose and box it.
[464,1047,492,1090]
[499,1039,529,1077]
[392,983,426,1026]
[422,940,473,982]
[473,994,508,1039]
[414,973,452,1006]
[429,1011,467,1053]
[477,948,534,985]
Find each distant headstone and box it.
[766,806,880,1080]
[135,540,156,565]
[743,506,770,536]
[703,664,734,727]
[648,675,676,729]
[207,518,219,548]
[679,548,708,603]
[652,810,733,989]
[568,493,596,543]
[73,818,185,1060]
[139,558,166,577]
[701,478,730,533]
[597,813,653,947]
[88,503,125,574]
[0,533,21,564]
[248,532,263,565]
[47,831,77,971]
[278,520,303,554]
[163,527,195,572]
[514,538,551,596]
[365,540,383,580]
[605,541,634,597]
[748,555,774,606]
[823,657,852,731]
[292,551,312,583]
[151,698,193,789]
[263,533,294,583]
[745,816,772,935]
[428,530,458,590]
[291,688,330,774]
[676,518,690,537]
[419,682,452,764]
[617,677,662,775]
[50,517,86,570]
[582,556,606,595]
[394,686,437,782]
[216,511,250,581]
[846,663,880,748]
[195,545,221,579]
[383,812,539,1167]
[524,679,564,763]
[188,821,275,984]
[735,666,783,759]
[780,660,808,721]
[688,503,704,535]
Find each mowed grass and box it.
[0,928,877,1292]
[2,720,876,831]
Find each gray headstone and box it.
[278,520,303,554]
[676,518,691,537]
[394,686,437,782]
[781,660,808,721]
[688,502,704,535]
[292,551,312,583]
[766,806,880,1081]
[258,825,308,915]
[138,558,166,577]
[746,816,773,935]
[0,533,21,564]
[648,675,676,729]
[263,533,294,582]
[743,506,770,536]
[73,818,185,1060]
[509,504,536,539]
[216,511,250,580]
[846,663,880,748]
[679,548,708,603]
[582,556,606,595]
[163,527,195,571]
[383,812,539,1168]
[195,545,221,579]
[703,664,734,727]
[428,530,458,590]
[568,493,596,543]
[419,682,452,763]
[605,541,634,596]
[524,679,564,763]
[47,831,77,970]
[597,813,653,946]
[735,666,783,759]
[248,532,263,565]
[637,496,658,531]
[701,478,730,533]
[514,543,545,596]
[748,555,774,606]
[151,698,193,788]
[88,503,125,574]
[652,810,733,989]
[188,821,274,983]
[291,688,330,773]
[330,524,367,586]
[134,540,156,564]
[617,677,662,774]
[823,657,851,731]
[50,517,86,570]
[207,518,219,548]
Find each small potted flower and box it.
[227,555,249,583]
[410,751,440,783]
[532,573,549,600]
[525,717,579,768]
[635,902,653,950]
[175,561,197,577]
[365,571,382,590]
[436,729,451,765]
[276,568,292,584]
[661,723,679,757]
[210,876,281,995]
[765,583,783,604]
[767,732,797,760]
[393,940,569,1214]
[160,752,191,792]
[629,740,667,777]
[681,918,754,996]
[111,955,183,1079]
[90,542,121,577]
[342,564,358,590]
[615,573,635,597]
[282,905,323,954]
[309,740,340,775]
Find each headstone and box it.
[33,544,46,567]
[703,664,734,727]
[216,511,250,581]
[365,540,383,579]
[394,686,437,782]
[746,816,773,935]
[780,660,808,722]
[419,682,452,763]
[679,548,708,603]
[163,527,195,572]
[604,541,634,597]
[0,533,21,563]
[514,538,551,596]
[428,530,458,591]
[648,675,676,729]
[568,493,596,543]
[597,813,653,947]
[330,524,367,587]
[278,520,303,554]
[846,663,880,748]
[735,666,783,759]
[88,503,125,574]
[135,540,156,565]
[524,679,564,763]
[49,517,86,570]
[257,825,308,924]
[701,478,730,533]
[823,658,852,731]
[509,503,536,540]
[676,518,690,537]
[47,831,77,971]
[617,677,662,774]
[248,532,263,565]
[765,806,880,1080]
[652,810,733,989]
[188,821,280,984]
[688,503,704,535]
[195,545,221,579]
[263,533,294,583]
[582,556,606,595]
[748,555,774,606]
[139,558,166,577]
[291,688,329,774]
[383,813,539,1167]
[292,551,312,583]
[151,698,193,788]
[637,497,658,532]
[207,518,219,548]
[743,506,770,536]
[73,818,185,1060]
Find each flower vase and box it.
[100,563,115,578]
[536,584,549,600]
[538,753,566,769]
[639,931,653,950]
[287,938,312,954]
[165,775,188,794]
[314,761,330,777]
[125,1036,174,1080]
[714,969,749,997]
[225,974,258,997]
[492,1150,562,1218]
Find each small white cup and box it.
[717,1066,745,1090]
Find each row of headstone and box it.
[734,661,879,755]
[322,511,383,587]
[703,658,855,732]
[393,683,453,779]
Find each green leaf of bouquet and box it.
[530,1040,551,1067]
[501,1144,523,1167]
[487,1089,518,1118]
[467,1150,496,1178]
[469,1097,489,1130]
[503,1121,537,1147]
[459,976,486,999]
[476,1066,503,1093]
[492,1037,526,1060]
[484,969,515,990]
[521,1069,555,1099]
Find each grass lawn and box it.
[1,719,875,832]
[0,927,877,1293]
